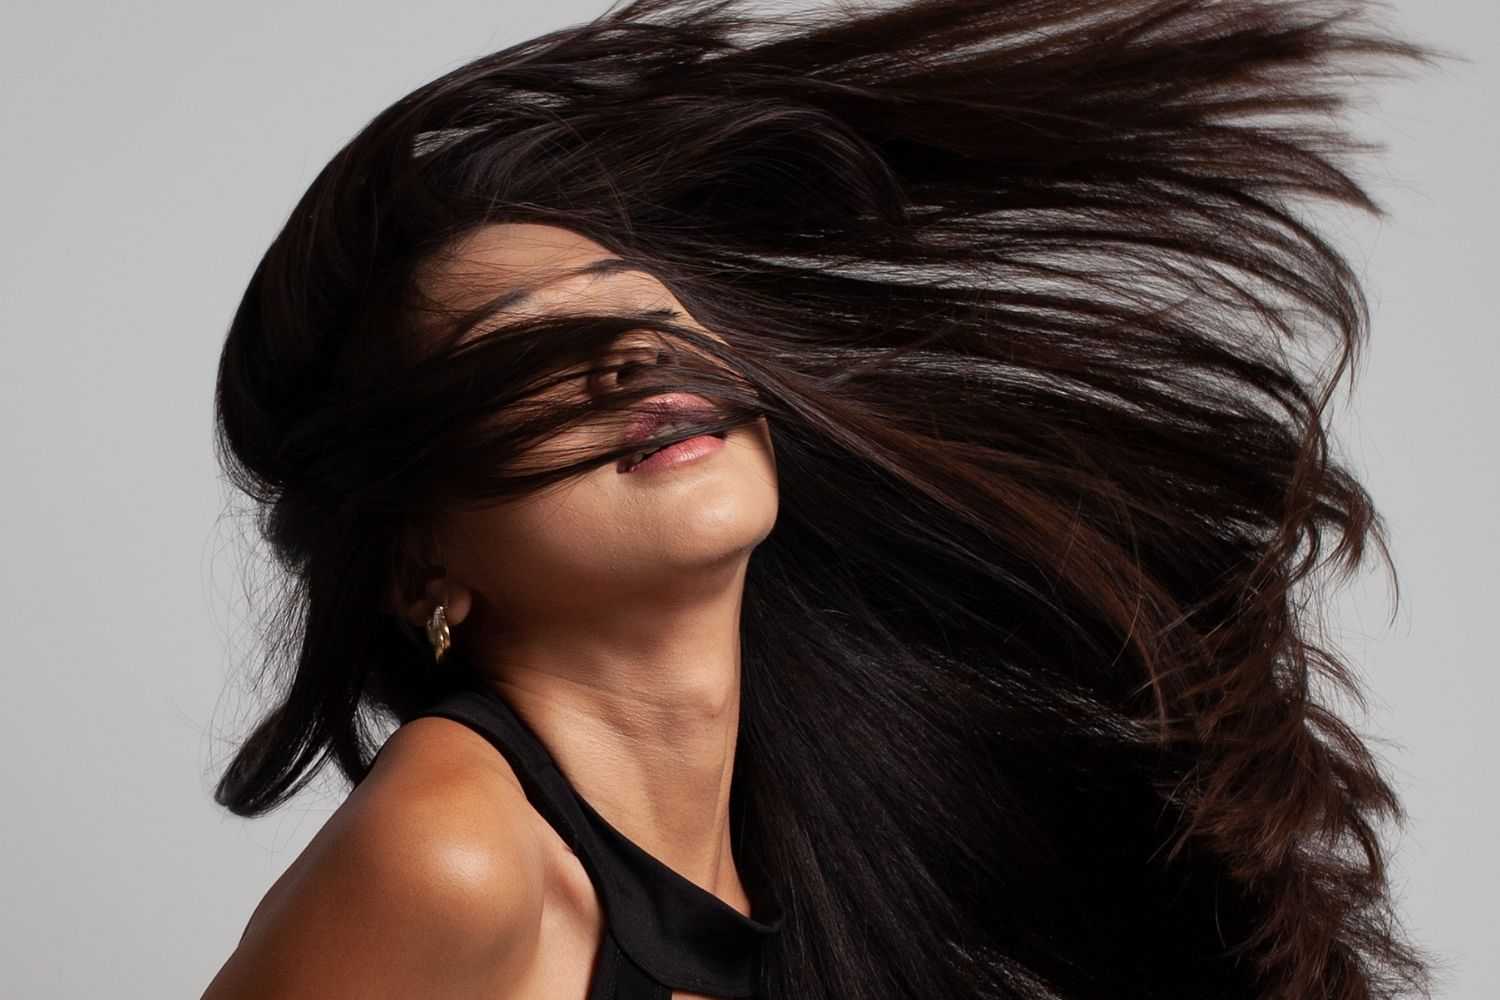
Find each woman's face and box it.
[405,222,779,636]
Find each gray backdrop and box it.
[1,1,1493,997]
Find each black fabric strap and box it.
[412,685,783,998]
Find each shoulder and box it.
[335,715,547,920]
[201,716,545,999]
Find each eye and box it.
[584,310,684,391]
[589,345,670,392]
[615,358,653,382]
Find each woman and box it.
[200,1,1438,998]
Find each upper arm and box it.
[200,761,545,1000]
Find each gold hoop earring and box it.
[426,603,451,663]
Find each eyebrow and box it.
[485,256,657,312]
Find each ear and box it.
[418,575,473,628]
[385,523,473,629]
[386,562,474,631]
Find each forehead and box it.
[417,222,644,312]
[405,222,726,359]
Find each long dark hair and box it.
[210,1,1441,997]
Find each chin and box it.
[644,491,778,566]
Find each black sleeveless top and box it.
[409,684,785,999]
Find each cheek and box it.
[455,476,627,582]
[515,481,621,552]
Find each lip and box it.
[618,431,727,474]
[615,392,726,472]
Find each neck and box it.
[472,560,753,915]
